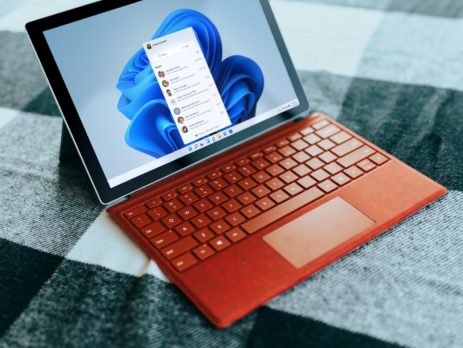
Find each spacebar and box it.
[242,187,324,234]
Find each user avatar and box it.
[177,117,185,124]
[174,107,181,115]
[157,71,165,78]
[146,44,152,50]
[182,126,189,133]
[162,80,169,88]
[166,89,172,97]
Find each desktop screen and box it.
[44,0,299,187]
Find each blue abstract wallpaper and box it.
[116,9,264,158]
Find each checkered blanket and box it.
[1,0,462,347]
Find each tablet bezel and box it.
[26,0,309,204]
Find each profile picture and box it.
[174,107,181,115]
[166,89,172,97]
[182,126,189,133]
[157,71,165,78]
[162,80,169,88]
[177,117,185,124]
[170,99,177,106]
[146,44,152,50]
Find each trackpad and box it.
[263,197,375,268]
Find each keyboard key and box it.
[237,192,257,205]
[191,214,211,229]
[140,221,165,238]
[252,158,271,170]
[270,190,290,203]
[293,164,311,177]
[238,164,256,176]
[193,177,208,187]
[225,212,246,226]
[324,162,343,175]
[253,184,271,198]
[210,219,231,234]
[250,151,263,161]
[278,145,296,157]
[292,151,310,164]
[318,139,335,150]
[151,230,179,249]
[266,152,284,164]
[125,206,146,219]
[223,171,243,184]
[195,184,214,198]
[161,236,198,260]
[284,182,303,196]
[330,131,351,144]
[370,153,388,165]
[148,206,168,220]
[311,169,330,182]
[280,158,298,170]
[162,191,177,201]
[172,252,198,272]
[240,204,261,219]
[161,214,182,229]
[332,139,362,157]
[307,158,324,170]
[193,244,215,260]
[291,139,308,151]
[193,228,215,243]
[279,171,298,184]
[179,192,199,205]
[255,197,276,211]
[178,184,194,194]
[209,178,228,190]
[194,199,213,213]
[319,151,337,164]
[209,192,228,205]
[242,187,324,234]
[265,178,285,191]
[288,133,302,142]
[253,171,271,184]
[223,184,243,198]
[130,214,152,229]
[206,206,227,221]
[312,120,329,130]
[275,138,290,148]
[206,170,221,180]
[304,134,321,145]
[221,164,236,173]
[357,159,376,172]
[301,126,315,136]
[318,179,338,193]
[235,157,250,167]
[222,199,242,213]
[263,145,277,154]
[175,221,196,237]
[266,164,285,176]
[145,197,163,209]
[332,173,351,186]
[305,145,323,157]
[345,166,364,179]
[338,146,375,168]
[238,177,257,190]
[210,236,231,252]
[297,176,317,189]
[226,228,247,243]
[316,125,340,138]
[164,198,184,213]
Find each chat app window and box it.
[144,28,231,145]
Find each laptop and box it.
[26,0,447,328]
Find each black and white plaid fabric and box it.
[1,0,462,347]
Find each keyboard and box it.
[122,119,388,272]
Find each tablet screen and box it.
[43,0,300,188]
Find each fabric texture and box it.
[0,1,462,347]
